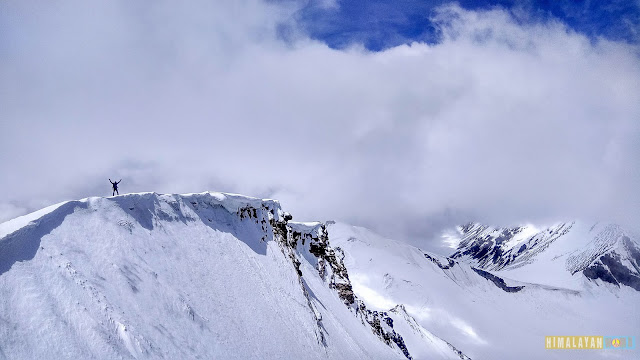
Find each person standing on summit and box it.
[109,179,121,196]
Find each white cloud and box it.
[1,2,638,248]
[0,203,27,224]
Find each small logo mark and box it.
[611,338,620,348]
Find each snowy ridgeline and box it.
[0,192,466,360]
[1,192,639,360]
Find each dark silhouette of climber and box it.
[109,179,121,196]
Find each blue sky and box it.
[290,0,640,50]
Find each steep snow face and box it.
[328,222,640,360]
[0,192,406,360]
[581,236,640,291]
[386,305,471,360]
[288,221,419,359]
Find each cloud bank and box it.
[1,1,639,250]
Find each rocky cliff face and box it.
[286,221,412,358]
[188,193,414,357]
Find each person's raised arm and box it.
[109,179,113,184]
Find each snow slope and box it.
[2,192,637,359]
[328,222,640,360]
[0,192,415,360]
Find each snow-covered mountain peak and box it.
[570,224,640,291]
[0,191,284,240]
[450,221,574,271]
[565,223,627,273]
[0,192,424,359]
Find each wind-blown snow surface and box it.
[328,222,640,360]
[0,192,414,359]
[2,193,638,359]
